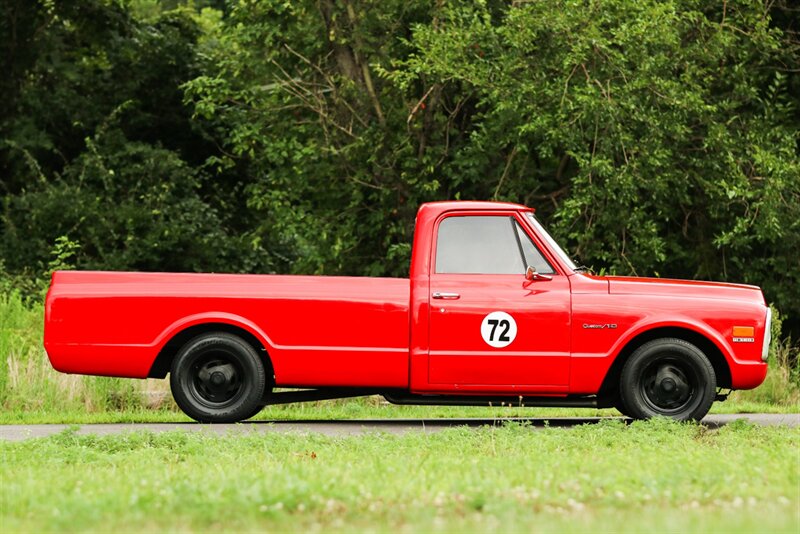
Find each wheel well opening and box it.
[148,323,272,379]
[598,327,732,400]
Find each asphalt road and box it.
[1,413,797,442]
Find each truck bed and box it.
[44,271,411,387]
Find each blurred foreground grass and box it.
[2,291,798,424]
[2,419,798,532]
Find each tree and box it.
[1,0,258,279]
[2,0,798,333]
[185,0,799,328]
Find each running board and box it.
[262,388,381,405]
[383,392,598,408]
[262,388,601,409]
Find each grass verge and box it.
[1,419,798,532]
[1,396,798,425]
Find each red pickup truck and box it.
[44,201,771,422]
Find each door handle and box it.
[432,292,460,300]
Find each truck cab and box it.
[409,202,572,394]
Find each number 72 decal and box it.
[480,311,518,348]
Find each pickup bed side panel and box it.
[44,272,411,388]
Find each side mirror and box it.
[525,265,553,282]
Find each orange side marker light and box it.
[732,326,755,343]
[732,326,754,338]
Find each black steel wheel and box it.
[170,332,267,423]
[612,395,633,418]
[619,338,716,421]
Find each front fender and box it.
[610,317,736,368]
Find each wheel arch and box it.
[598,326,732,401]
[148,318,274,379]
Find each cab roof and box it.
[418,200,533,218]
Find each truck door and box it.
[426,213,571,393]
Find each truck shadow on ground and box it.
[252,417,630,429]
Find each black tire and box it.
[170,332,267,423]
[612,396,633,418]
[240,402,266,422]
[619,338,716,422]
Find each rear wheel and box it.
[170,332,267,423]
[612,395,633,418]
[619,338,716,422]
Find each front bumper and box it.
[762,307,772,362]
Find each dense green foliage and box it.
[2,422,799,531]
[1,1,798,329]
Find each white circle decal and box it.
[480,311,517,348]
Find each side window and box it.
[514,221,555,275]
[435,216,529,274]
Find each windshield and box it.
[525,212,578,272]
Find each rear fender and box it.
[153,312,276,354]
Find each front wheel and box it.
[619,338,716,422]
[170,332,267,423]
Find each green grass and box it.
[2,290,799,423]
[2,419,798,532]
